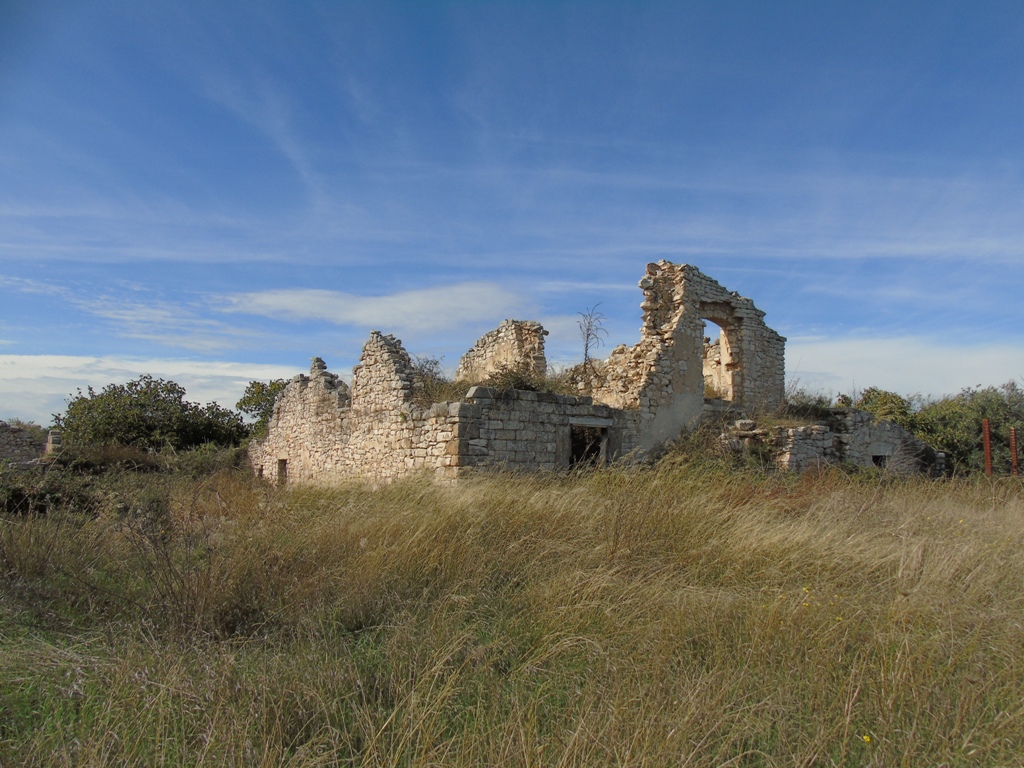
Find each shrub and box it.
[55,375,248,451]
[410,356,471,406]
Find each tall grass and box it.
[1,463,1023,765]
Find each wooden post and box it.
[1011,427,1019,477]
[982,418,993,476]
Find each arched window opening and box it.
[702,318,732,401]
[700,309,741,403]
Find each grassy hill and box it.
[2,457,1023,765]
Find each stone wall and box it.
[722,410,937,474]
[703,338,726,397]
[250,331,642,484]
[250,333,466,483]
[455,320,548,381]
[0,421,44,463]
[455,386,642,472]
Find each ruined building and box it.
[250,262,789,483]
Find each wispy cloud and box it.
[1,274,266,353]
[0,354,301,424]
[199,72,327,211]
[74,296,263,353]
[218,282,529,335]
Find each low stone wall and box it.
[455,386,642,473]
[0,421,45,463]
[722,410,936,474]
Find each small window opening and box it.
[872,455,889,469]
[571,426,606,468]
[277,459,288,485]
[257,466,264,480]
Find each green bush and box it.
[913,383,1024,475]
[55,375,248,451]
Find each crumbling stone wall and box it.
[580,262,785,450]
[455,320,548,381]
[251,331,642,484]
[0,421,44,463]
[722,410,936,474]
[251,333,469,483]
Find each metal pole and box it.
[1011,427,1019,477]
[982,418,993,476]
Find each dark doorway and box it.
[571,426,605,468]
[277,459,288,485]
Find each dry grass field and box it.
[2,458,1023,766]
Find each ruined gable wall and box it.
[455,320,548,382]
[0,421,44,463]
[585,262,785,448]
[248,358,352,483]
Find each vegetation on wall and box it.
[0,418,48,444]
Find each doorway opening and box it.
[571,425,606,468]
[701,312,740,403]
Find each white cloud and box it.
[218,282,528,335]
[787,336,1024,400]
[0,355,301,424]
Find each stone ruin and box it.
[722,411,940,475]
[574,261,786,448]
[0,421,47,465]
[250,261,796,484]
[455,319,548,382]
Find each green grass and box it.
[2,462,1023,765]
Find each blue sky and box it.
[2,1,1023,423]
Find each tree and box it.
[577,304,608,366]
[54,375,248,450]
[236,379,288,437]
